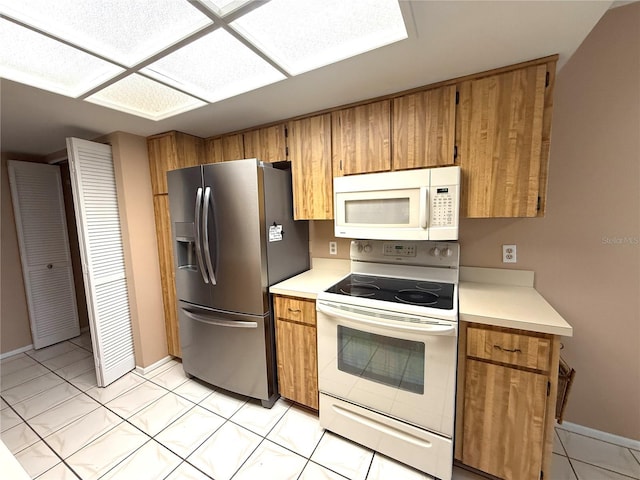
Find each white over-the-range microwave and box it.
[333,166,460,241]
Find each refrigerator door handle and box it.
[182,309,258,329]
[202,186,217,285]
[194,187,209,284]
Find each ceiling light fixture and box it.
[0,0,408,121]
[142,28,286,104]
[0,18,124,98]
[85,74,206,121]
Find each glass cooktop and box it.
[325,274,454,310]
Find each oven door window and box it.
[337,326,425,394]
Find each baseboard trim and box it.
[0,344,34,360]
[134,356,174,376]
[556,421,640,450]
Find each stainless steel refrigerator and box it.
[167,159,309,408]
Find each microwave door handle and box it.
[419,186,428,229]
[202,186,217,285]
[317,302,456,336]
[194,187,209,284]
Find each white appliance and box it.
[317,240,459,480]
[333,166,460,241]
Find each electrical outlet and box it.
[502,244,517,263]
[329,241,337,255]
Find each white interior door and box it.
[7,161,80,349]
[66,137,135,387]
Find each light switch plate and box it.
[503,244,517,263]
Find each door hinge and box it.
[453,145,458,162]
[540,469,544,480]
[545,71,550,87]
[455,91,460,104]
[339,159,343,171]
[537,196,542,211]
[284,126,288,138]
[285,146,289,158]
[547,381,551,396]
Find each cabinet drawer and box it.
[467,327,551,373]
[274,296,316,326]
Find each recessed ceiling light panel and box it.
[230,0,408,75]
[198,0,254,17]
[0,19,124,98]
[85,74,207,121]
[0,0,212,67]
[142,29,286,104]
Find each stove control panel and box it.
[383,243,416,257]
[351,240,459,268]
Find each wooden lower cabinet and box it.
[273,295,318,410]
[462,360,547,480]
[455,323,560,480]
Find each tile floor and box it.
[1,333,639,480]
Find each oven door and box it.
[316,300,457,437]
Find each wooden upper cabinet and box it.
[332,100,391,176]
[456,64,549,218]
[288,114,333,220]
[204,133,245,163]
[392,85,457,170]
[243,124,288,162]
[147,131,204,195]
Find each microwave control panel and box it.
[431,187,456,227]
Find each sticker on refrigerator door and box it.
[269,224,283,242]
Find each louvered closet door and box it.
[66,138,135,386]
[7,161,80,349]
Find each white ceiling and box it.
[1,1,614,157]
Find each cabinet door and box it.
[288,114,333,220]
[332,100,391,176]
[275,319,318,409]
[393,85,457,170]
[457,64,547,218]
[153,195,180,357]
[462,359,547,480]
[243,124,287,162]
[148,132,203,194]
[204,134,245,163]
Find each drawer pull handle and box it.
[494,345,522,354]
[288,308,301,313]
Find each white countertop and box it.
[458,281,573,336]
[270,258,350,300]
[270,261,573,337]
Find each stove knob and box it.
[363,244,372,253]
[441,247,453,257]
[356,242,364,253]
[430,247,441,256]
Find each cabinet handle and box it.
[493,345,522,354]
[287,308,301,313]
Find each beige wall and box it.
[106,132,168,368]
[1,153,39,353]
[311,4,640,440]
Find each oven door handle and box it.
[317,302,456,336]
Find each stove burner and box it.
[415,281,443,292]
[351,275,378,284]
[340,283,381,297]
[394,289,439,306]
